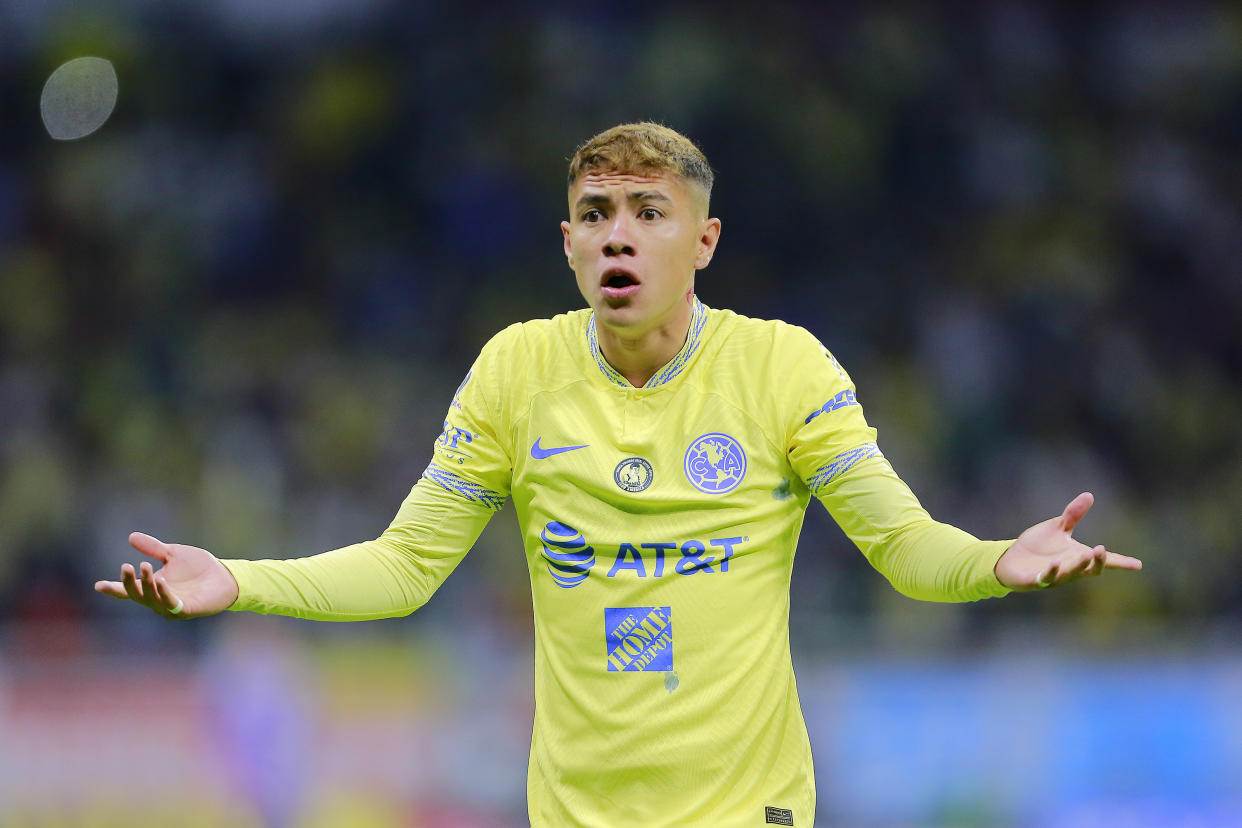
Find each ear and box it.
[694,218,722,270]
[561,220,573,267]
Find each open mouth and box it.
[601,273,641,302]
[600,268,641,300]
[604,272,637,288]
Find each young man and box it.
[97,123,1141,826]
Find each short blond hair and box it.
[567,122,713,201]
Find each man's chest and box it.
[509,384,793,518]
[507,381,808,617]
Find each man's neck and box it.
[595,300,694,388]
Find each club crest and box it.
[684,433,747,494]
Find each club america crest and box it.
[684,433,747,494]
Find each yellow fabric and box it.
[222,474,492,619]
[222,299,1012,826]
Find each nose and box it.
[602,214,635,257]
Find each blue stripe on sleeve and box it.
[806,443,883,496]
[422,462,506,511]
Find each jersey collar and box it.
[586,296,708,389]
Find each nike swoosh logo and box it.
[531,438,589,459]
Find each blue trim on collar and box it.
[585,297,708,388]
[586,315,630,387]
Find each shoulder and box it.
[705,307,827,363]
[471,309,593,406]
[700,307,855,417]
[476,309,591,362]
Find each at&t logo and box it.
[540,522,595,588]
[538,520,747,588]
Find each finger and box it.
[121,563,144,602]
[129,532,170,564]
[1058,492,1094,534]
[1036,563,1059,588]
[1088,545,1108,577]
[1054,552,1094,584]
[1103,551,1143,571]
[1067,552,1097,579]
[152,576,183,616]
[139,562,161,607]
[95,580,129,599]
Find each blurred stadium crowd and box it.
[3,0,1237,640]
[1,2,1240,824]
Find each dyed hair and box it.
[567,122,714,203]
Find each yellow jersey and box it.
[224,298,1012,827]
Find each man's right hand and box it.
[95,532,239,619]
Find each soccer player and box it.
[97,123,1142,827]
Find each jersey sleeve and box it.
[424,325,516,508]
[220,328,520,619]
[781,326,1012,602]
[221,475,496,619]
[820,460,1013,602]
[782,326,879,495]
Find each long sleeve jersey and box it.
[222,299,1012,827]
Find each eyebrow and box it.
[574,190,673,210]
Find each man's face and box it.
[562,170,720,334]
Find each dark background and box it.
[1,3,1239,826]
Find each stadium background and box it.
[2,2,1240,826]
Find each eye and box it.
[639,207,662,221]
[582,208,604,223]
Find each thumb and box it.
[1058,492,1094,534]
[129,532,170,564]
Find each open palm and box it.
[995,492,1142,590]
[94,532,238,618]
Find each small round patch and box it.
[614,457,654,492]
[684,433,747,494]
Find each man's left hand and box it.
[995,492,1142,590]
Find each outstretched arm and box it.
[95,472,500,621]
[994,491,1141,590]
[785,332,1141,600]
[822,458,1013,602]
[821,459,1141,602]
[97,324,517,621]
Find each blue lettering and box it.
[641,542,675,578]
[608,543,646,578]
[689,454,713,478]
[804,389,858,424]
[560,535,746,579]
[710,537,742,573]
[676,540,715,575]
[438,421,475,449]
